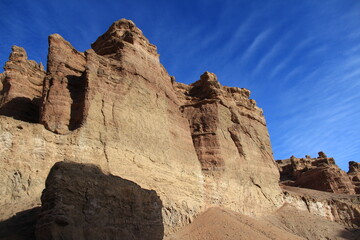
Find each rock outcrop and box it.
[40,34,87,134]
[0,18,283,236]
[281,185,360,228]
[276,152,356,194]
[175,71,281,212]
[348,161,360,194]
[35,162,164,240]
[0,46,45,123]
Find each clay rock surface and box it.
[35,162,164,240]
[0,46,45,123]
[0,18,283,235]
[348,161,360,194]
[276,152,356,194]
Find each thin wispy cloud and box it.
[238,28,273,64]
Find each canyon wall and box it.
[0,19,283,235]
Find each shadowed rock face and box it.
[35,162,164,240]
[348,161,360,194]
[276,152,356,194]
[0,46,45,123]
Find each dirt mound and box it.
[167,207,303,240]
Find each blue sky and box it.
[0,0,359,170]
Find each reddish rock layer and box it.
[40,34,87,134]
[348,161,360,194]
[276,152,356,194]
[0,46,45,123]
[177,71,281,209]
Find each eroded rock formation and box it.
[0,19,283,236]
[35,162,164,240]
[0,46,45,123]
[40,34,87,134]
[1,18,359,240]
[348,161,360,194]
[276,152,356,194]
[175,71,281,210]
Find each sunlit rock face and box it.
[0,18,283,235]
[276,152,356,194]
[0,46,45,123]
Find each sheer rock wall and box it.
[0,19,282,234]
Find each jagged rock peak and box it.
[6,46,43,71]
[9,46,27,62]
[318,151,327,158]
[276,154,356,194]
[186,71,252,103]
[91,18,158,58]
[188,71,222,100]
[199,71,221,87]
[348,161,359,173]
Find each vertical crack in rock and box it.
[100,96,110,171]
[250,177,275,206]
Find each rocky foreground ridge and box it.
[0,19,359,240]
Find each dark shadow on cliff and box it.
[0,97,41,123]
[36,161,164,240]
[67,74,87,131]
[0,207,40,240]
[338,228,360,240]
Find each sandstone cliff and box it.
[276,152,356,194]
[0,46,45,123]
[0,19,283,236]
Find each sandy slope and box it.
[167,207,304,240]
[264,203,360,240]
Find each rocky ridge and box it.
[276,152,356,194]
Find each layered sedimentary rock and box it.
[175,72,282,211]
[0,18,283,236]
[281,185,360,228]
[276,152,356,194]
[40,34,87,134]
[0,46,45,123]
[35,162,164,240]
[348,161,360,194]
